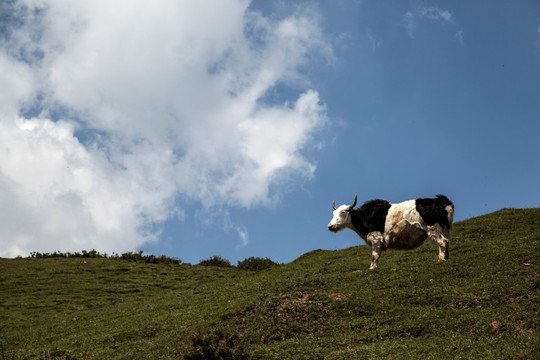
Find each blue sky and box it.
[1,1,539,264]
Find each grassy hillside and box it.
[1,208,538,359]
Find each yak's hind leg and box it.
[427,224,449,261]
[367,232,384,269]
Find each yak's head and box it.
[327,195,357,233]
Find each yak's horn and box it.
[350,195,357,209]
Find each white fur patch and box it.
[383,200,428,250]
[384,200,423,232]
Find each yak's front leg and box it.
[367,232,384,269]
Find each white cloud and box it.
[455,29,464,44]
[403,6,461,40]
[367,29,382,51]
[403,11,417,39]
[418,7,454,24]
[0,0,331,257]
[236,228,249,249]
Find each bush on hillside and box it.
[30,250,106,259]
[237,257,279,271]
[183,331,248,360]
[28,250,182,264]
[198,256,232,268]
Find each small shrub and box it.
[198,256,232,268]
[237,257,279,271]
[183,331,249,360]
[121,251,182,264]
[120,251,145,262]
[156,254,179,264]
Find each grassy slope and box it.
[1,208,539,359]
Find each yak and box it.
[328,194,454,269]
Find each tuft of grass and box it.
[0,208,538,359]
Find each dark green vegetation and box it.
[1,208,538,359]
[28,250,182,265]
[198,256,233,268]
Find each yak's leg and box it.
[427,224,449,261]
[370,246,381,269]
[367,232,384,269]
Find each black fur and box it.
[350,199,391,238]
[415,194,454,229]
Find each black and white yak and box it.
[328,194,454,269]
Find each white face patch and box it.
[328,204,353,232]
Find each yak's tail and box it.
[446,204,455,231]
[436,194,455,233]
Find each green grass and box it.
[1,208,539,359]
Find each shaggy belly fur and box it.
[385,221,427,250]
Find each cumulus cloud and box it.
[0,0,331,257]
